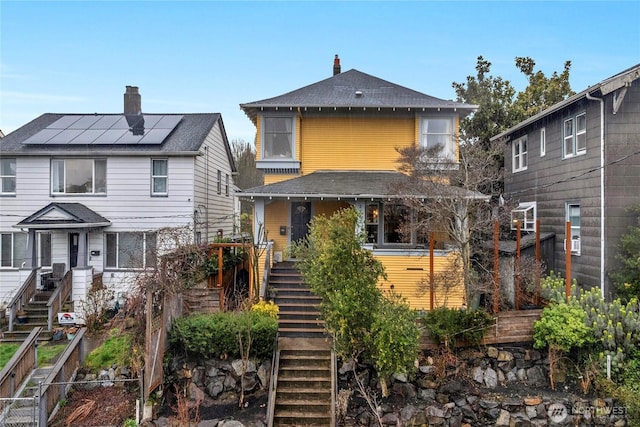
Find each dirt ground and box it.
[49,386,138,427]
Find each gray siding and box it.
[505,79,640,297]
[193,121,236,242]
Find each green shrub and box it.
[169,311,277,359]
[422,306,493,349]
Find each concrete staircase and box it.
[268,263,334,426]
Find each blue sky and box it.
[1,1,639,142]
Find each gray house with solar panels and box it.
[0,86,237,311]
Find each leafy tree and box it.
[611,205,640,302]
[453,56,574,147]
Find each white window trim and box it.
[418,115,456,162]
[105,231,157,270]
[259,113,297,161]
[563,112,587,159]
[151,159,168,196]
[540,127,546,157]
[0,232,27,269]
[511,202,536,232]
[565,202,581,255]
[51,158,106,195]
[0,158,16,195]
[512,136,528,172]
[217,170,222,194]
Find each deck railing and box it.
[259,241,274,301]
[38,327,86,427]
[0,327,42,398]
[7,270,37,332]
[46,271,72,331]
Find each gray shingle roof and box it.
[0,113,228,157]
[240,69,477,122]
[240,170,488,200]
[15,202,111,229]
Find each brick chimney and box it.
[333,54,341,76]
[124,86,141,115]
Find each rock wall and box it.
[340,345,628,427]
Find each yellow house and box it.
[240,56,485,310]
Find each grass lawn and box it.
[0,342,68,370]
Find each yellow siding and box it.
[264,201,289,254]
[301,116,414,173]
[315,201,350,218]
[376,253,465,310]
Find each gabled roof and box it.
[491,63,640,141]
[14,202,111,229]
[0,113,235,169]
[240,69,477,122]
[240,170,488,200]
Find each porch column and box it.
[76,231,88,268]
[351,201,366,236]
[24,229,37,268]
[253,199,265,244]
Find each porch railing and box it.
[0,327,42,398]
[46,271,72,331]
[7,270,37,333]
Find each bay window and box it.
[262,115,294,159]
[52,159,106,194]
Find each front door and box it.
[69,233,79,268]
[290,202,312,244]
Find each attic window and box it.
[511,202,536,232]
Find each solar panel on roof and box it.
[21,114,183,145]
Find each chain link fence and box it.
[0,397,39,427]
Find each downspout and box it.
[586,92,605,299]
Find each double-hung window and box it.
[225,174,230,196]
[105,231,157,269]
[566,203,581,254]
[151,159,168,196]
[365,202,421,246]
[0,158,16,195]
[563,113,586,158]
[217,170,222,194]
[420,117,455,161]
[0,232,27,268]
[52,159,106,194]
[262,115,294,159]
[512,136,528,172]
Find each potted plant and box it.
[52,326,65,341]
[17,309,28,324]
[65,326,79,340]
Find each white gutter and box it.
[586,92,605,299]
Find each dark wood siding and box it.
[505,78,640,297]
